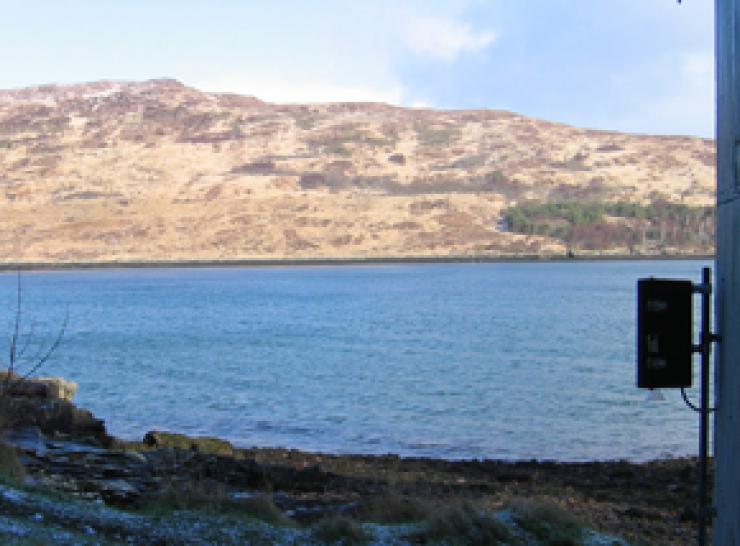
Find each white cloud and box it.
[399,15,497,62]
[190,6,496,108]
[195,76,405,105]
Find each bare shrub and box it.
[0,271,68,430]
[509,497,584,546]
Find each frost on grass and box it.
[0,481,634,546]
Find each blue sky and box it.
[0,1,714,137]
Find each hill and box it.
[0,79,716,264]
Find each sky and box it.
[0,1,714,137]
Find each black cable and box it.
[681,387,716,413]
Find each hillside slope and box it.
[0,79,716,263]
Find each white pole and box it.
[714,1,739,543]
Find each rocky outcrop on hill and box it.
[0,79,716,263]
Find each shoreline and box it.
[111,435,696,467]
[0,382,707,546]
[108,426,698,466]
[0,253,715,272]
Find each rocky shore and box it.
[0,377,706,545]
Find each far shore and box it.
[0,253,715,273]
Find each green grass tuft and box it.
[509,497,584,546]
[360,494,434,523]
[141,481,293,526]
[239,494,294,526]
[411,500,513,545]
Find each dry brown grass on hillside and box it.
[0,79,716,263]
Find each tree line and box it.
[502,201,715,252]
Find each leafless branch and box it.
[8,270,21,377]
[15,320,38,361]
[20,310,68,382]
[1,270,68,396]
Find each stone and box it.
[0,372,77,401]
[142,430,235,456]
[123,451,148,464]
[1,396,112,448]
[95,479,142,505]
[2,426,47,456]
[35,378,78,402]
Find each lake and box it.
[0,259,712,462]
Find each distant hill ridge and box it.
[0,79,716,263]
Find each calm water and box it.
[0,260,712,461]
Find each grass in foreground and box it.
[360,494,435,524]
[140,480,294,526]
[410,500,513,545]
[508,497,584,546]
[311,515,372,544]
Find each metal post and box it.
[715,1,740,542]
[715,0,740,541]
[697,266,712,546]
